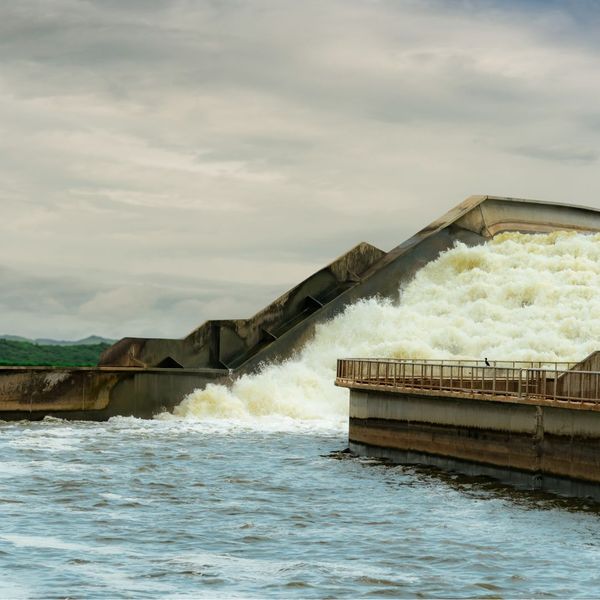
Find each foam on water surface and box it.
[172,232,600,425]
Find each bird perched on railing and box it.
[485,357,491,367]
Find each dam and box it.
[2,194,600,419]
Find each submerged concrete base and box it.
[348,389,600,500]
[349,441,600,502]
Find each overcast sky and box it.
[2,0,600,340]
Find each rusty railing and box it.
[336,358,600,406]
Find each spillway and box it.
[173,231,600,425]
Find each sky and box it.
[2,0,600,341]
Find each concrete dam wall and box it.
[98,195,600,373]
[3,194,600,419]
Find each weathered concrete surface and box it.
[348,388,600,497]
[0,366,226,420]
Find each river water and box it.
[4,232,600,597]
[2,417,600,599]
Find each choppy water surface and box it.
[1,418,600,599]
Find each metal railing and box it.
[336,358,600,406]
[340,357,577,370]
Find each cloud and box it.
[508,145,598,164]
[0,264,285,339]
[1,0,600,339]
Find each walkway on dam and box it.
[335,354,600,411]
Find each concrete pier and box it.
[336,357,600,498]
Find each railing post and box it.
[541,370,546,399]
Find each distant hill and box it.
[0,335,30,343]
[0,337,115,367]
[0,334,116,346]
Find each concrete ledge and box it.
[0,366,226,421]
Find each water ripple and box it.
[0,419,599,597]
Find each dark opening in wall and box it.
[155,356,184,368]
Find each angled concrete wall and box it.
[99,241,385,369]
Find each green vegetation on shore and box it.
[0,339,111,367]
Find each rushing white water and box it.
[172,231,600,424]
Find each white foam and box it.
[0,534,121,555]
[172,232,600,426]
[171,551,419,585]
